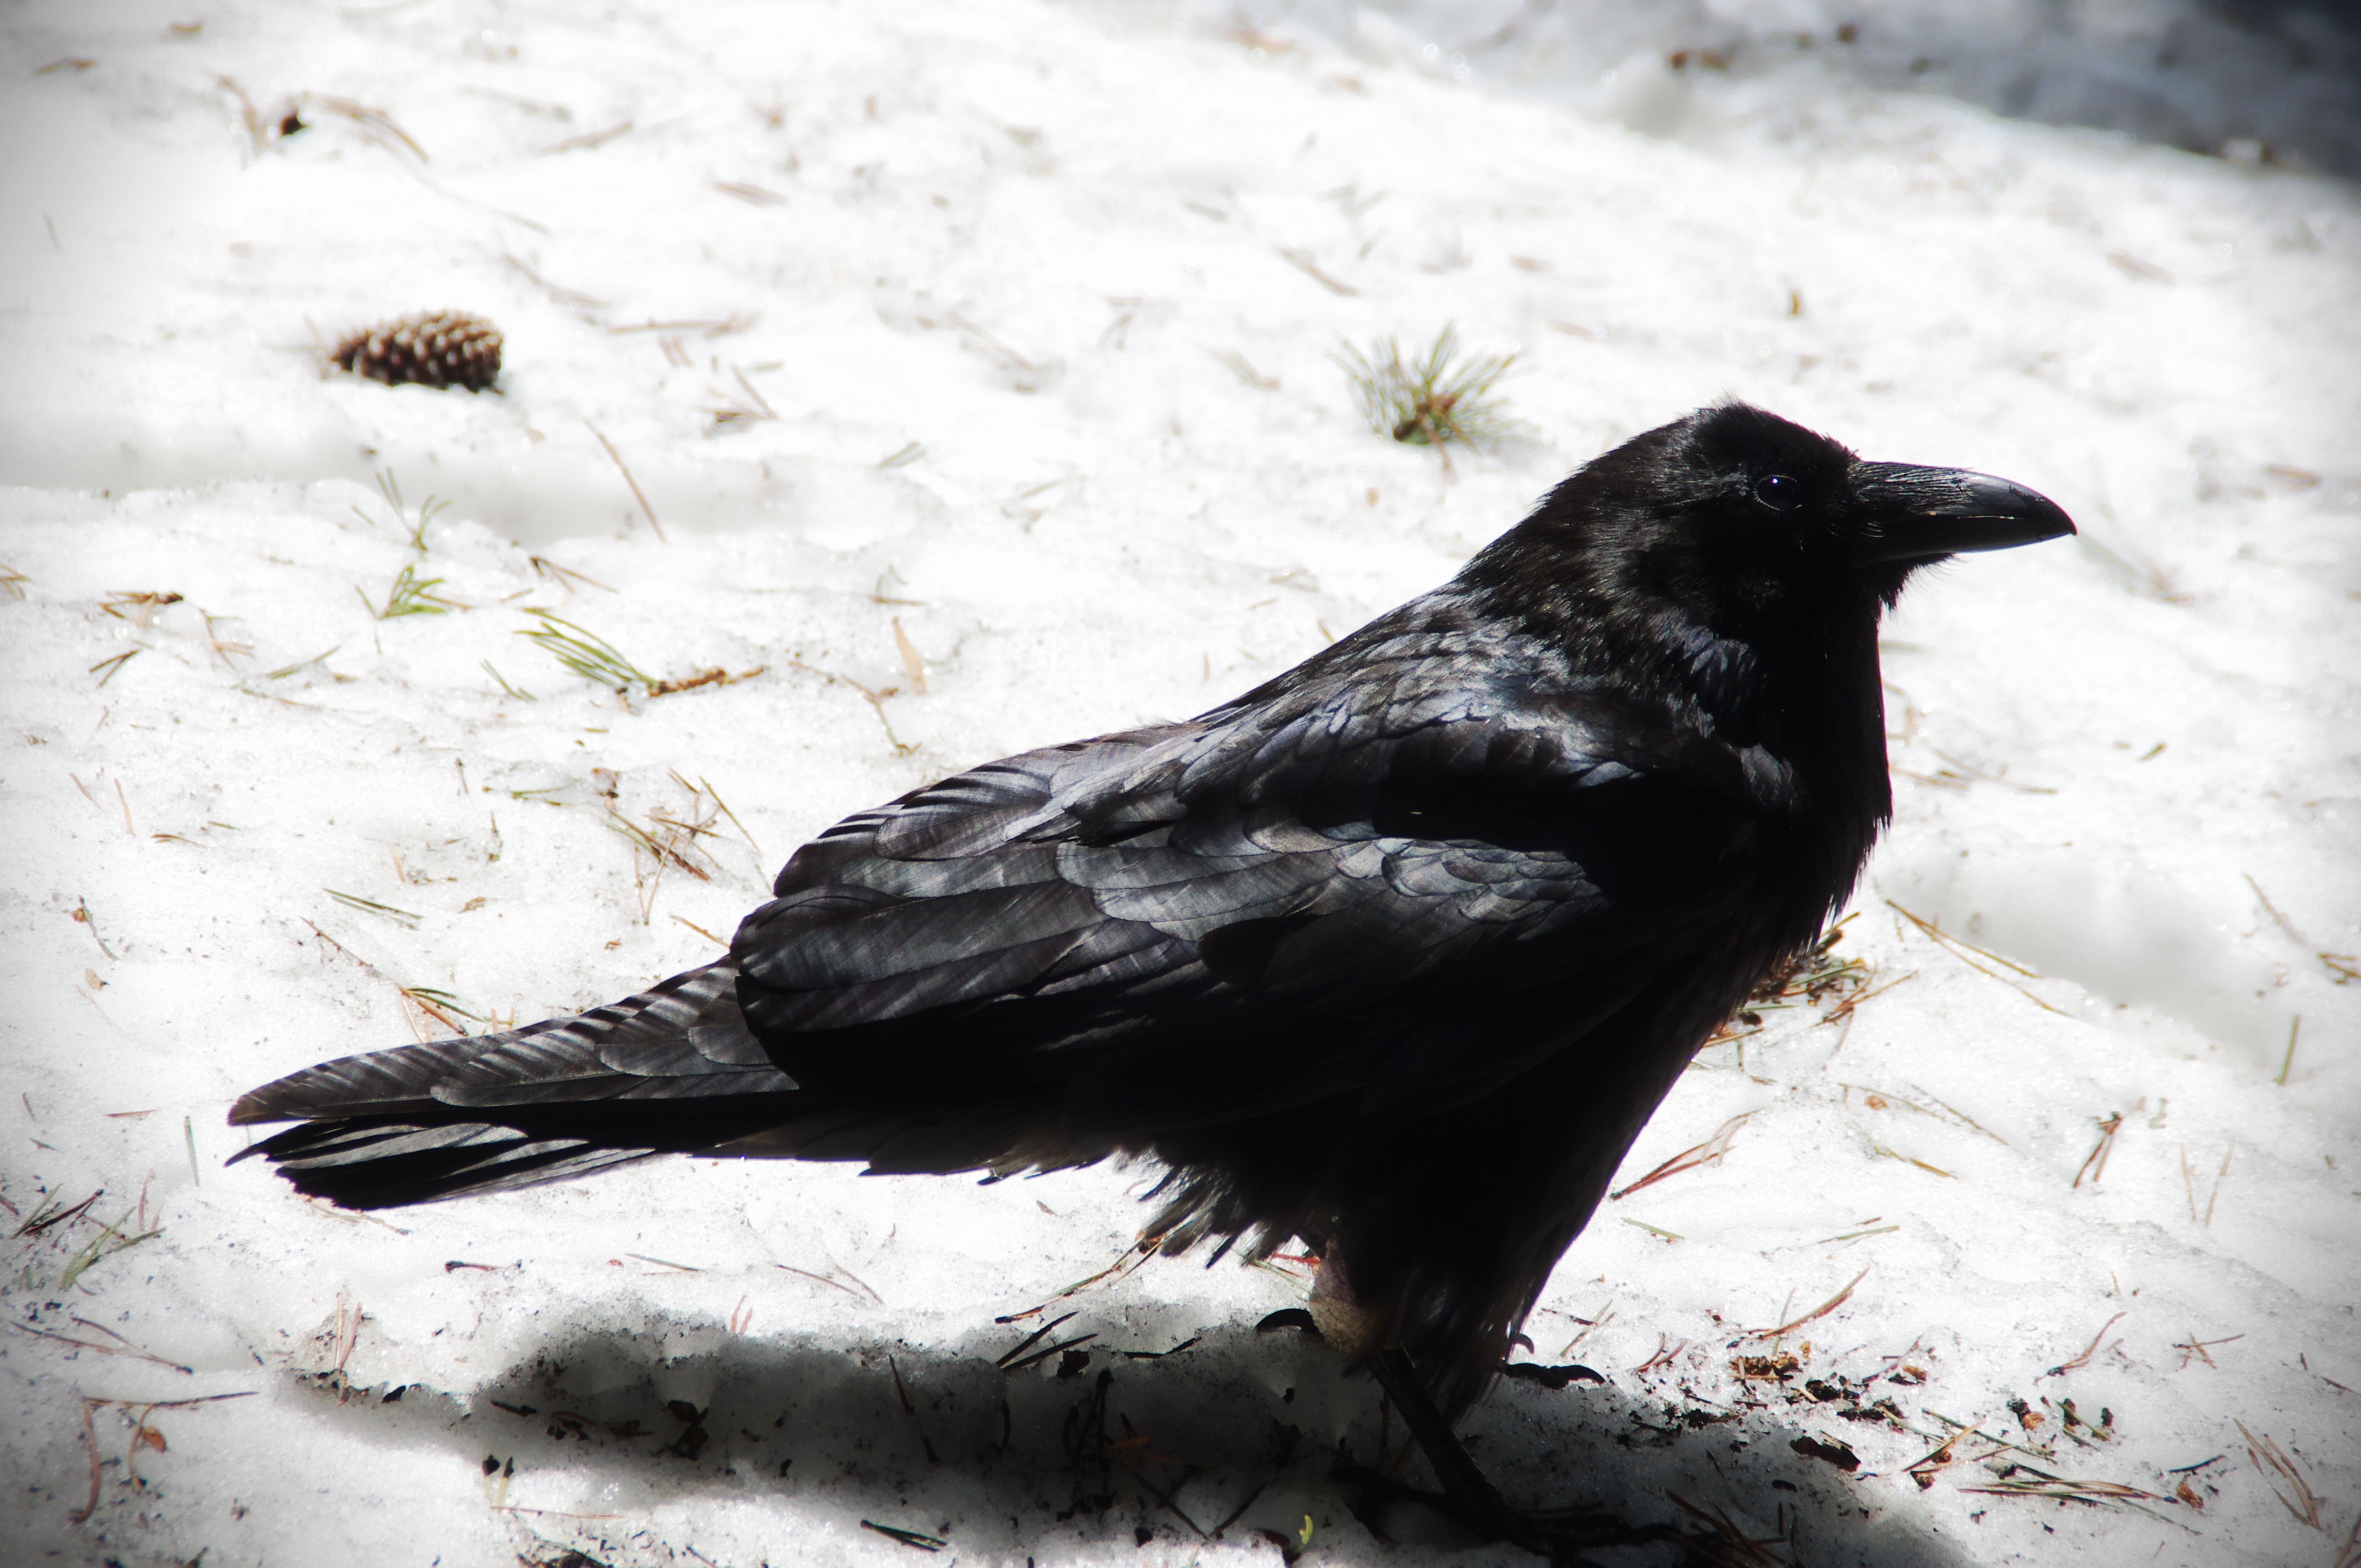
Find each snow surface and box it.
[2,2,2358,1566]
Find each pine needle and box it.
[518,609,652,690]
[360,564,464,619]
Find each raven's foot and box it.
[1335,1463,1694,1567]
[1360,1349,1702,1566]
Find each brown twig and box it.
[69,1392,255,1523]
[2171,1332,2242,1370]
[2072,1112,2124,1189]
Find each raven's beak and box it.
[1851,462,2076,563]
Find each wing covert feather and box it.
[731,640,1763,1124]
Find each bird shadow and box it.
[300,1305,1981,1566]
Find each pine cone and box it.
[333,311,503,391]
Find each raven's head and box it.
[1468,401,2075,635]
[1682,401,2074,596]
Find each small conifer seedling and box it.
[1336,325,1517,454]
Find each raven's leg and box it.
[1366,1349,1554,1554]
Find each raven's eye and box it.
[1753,473,1803,511]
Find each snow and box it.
[2,1,2356,1565]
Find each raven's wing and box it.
[734,625,1776,1140]
[230,620,1782,1202]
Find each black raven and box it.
[232,402,2070,1545]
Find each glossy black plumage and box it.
[232,401,2071,1421]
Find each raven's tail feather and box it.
[229,960,809,1208]
[228,960,1099,1208]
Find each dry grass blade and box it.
[1919,744,2057,794]
[57,1208,164,1290]
[2332,1509,2361,1568]
[1611,1113,1750,1200]
[100,590,182,624]
[694,774,760,854]
[859,1520,947,1552]
[712,179,787,205]
[1278,246,1359,296]
[1335,325,1518,456]
[529,554,614,594]
[1886,900,2068,1015]
[1000,1330,1098,1376]
[607,774,734,923]
[1961,1476,2159,1501]
[305,94,427,159]
[1211,347,1279,389]
[706,364,779,431]
[2234,1420,2323,1528]
[1742,1267,1869,1341]
[671,914,728,947]
[1816,1222,1900,1245]
[605,805,715,879]
[585,422,665,540]
[503,253,608,310]
[783,655,917,756]
[1661,1489,1788,1566]
[995,1311,1081,1368]
[541,119,634,155]
[2043,1310,2127,1378]
[1633,1333,1686,1374]
[993,1241,1156,1322]
[481,660,536,701]
[2078,532,2194,604]
[89,650,140,687]
[70,896,118,959]
[398,986,480,1039]
[13,1189,101,1238]
[891,619,928,695]
[4,1317,193,1374]
[608,313,759,337]
[0,563,28,599]
[1711,922,1875,1043]
[324,888,422,928]
[355,470,451,552]
[265,645,340,681]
